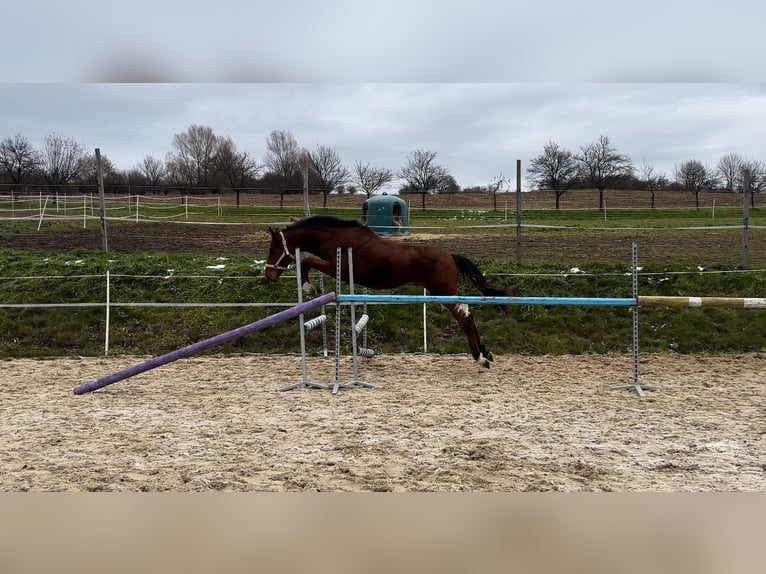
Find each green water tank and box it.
[361,194,409,236]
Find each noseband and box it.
[265,231,294,271]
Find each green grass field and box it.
[1,198,764,358]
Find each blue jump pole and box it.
[73,292,337,395]
[336,294,636,307]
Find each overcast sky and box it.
[3,1,765,189]
[2,83,765,189]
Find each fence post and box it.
[422,288,428,353]
[37,196,49,231]
[96,148,108,251]
[515,159,522,263]
[104,270,111,356]
[742,170,750,267]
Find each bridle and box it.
[265,231,294,271]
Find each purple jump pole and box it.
[73,292,337,395]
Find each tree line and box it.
[527,135,766,209]
[2,128,764,210]
[0,126,459,210]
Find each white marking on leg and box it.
[456,303,471,318]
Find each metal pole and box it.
[609,243,654,396]
[296,248,307,384]
[423,288,428,353]
[104,270,110,356]
[515,159,522,263]
[320,274,328,357]
[333,248,342,394]
[348,247,360,384]
[331,247,375,394]
[303,152,310,219]
[632,243,641,394]
[278,249,330,391]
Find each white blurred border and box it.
[3,1,765,82]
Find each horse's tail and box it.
[452,254,512,297]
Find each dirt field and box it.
[0,212,757,266]
[1,189,759,265]
[2,352,763,492]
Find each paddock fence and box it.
[3,266,766,357]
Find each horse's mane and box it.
[285,215,365,231]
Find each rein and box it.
[265,231,294,271]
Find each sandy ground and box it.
[1,352,763,492]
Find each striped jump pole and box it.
[303,314,328,332]
[74,291,337,395]
[354,313,374,357]
[639,296,766,309]
[337,294,636,307]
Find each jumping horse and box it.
[264,215,512,368]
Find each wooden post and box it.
[95,148,108,251]
[303,151,310,219]
[742,169,750,267]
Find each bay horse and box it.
[264,215,512,368]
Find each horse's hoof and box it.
[477,356,491,369]
[486,352,494,362]
[302,282,320,297]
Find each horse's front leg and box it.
[299,257,337,297]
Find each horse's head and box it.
[264,226,294,282]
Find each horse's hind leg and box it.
[445,303,493,368]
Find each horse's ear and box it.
[268,226,277,237]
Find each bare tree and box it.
[79,151,116,185]
[717,153,743,192]
[398,148,450,210]
[0,133,42,188]
[638,161,667,209]
[674,159,712,209]
[216,137,262,207]
[263,130,301,208]
[487,172,508,211]
[40,133,87,194]
[353,160,394,198]
[737,158,766,207]
[122,167,148,190]
[138,155,166,193]
[308,144,349,208]
[575,135,633,210]
[166,124,220,188]
[437,173,460,194]
[527,140,578,210]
